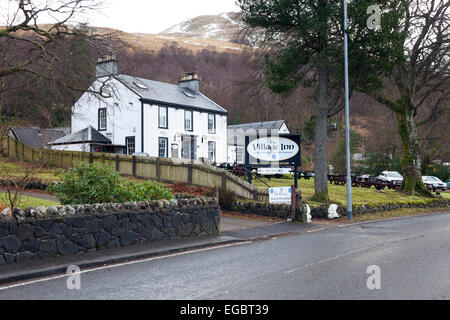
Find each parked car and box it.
[446,179,450,189]
[378,171,403,186]
[422,176,447,191]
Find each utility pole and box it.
[344,0,353,220]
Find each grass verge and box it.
[251,175,449,207]
[0,194,59,210]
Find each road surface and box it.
[1,212,449,300]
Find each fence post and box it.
[214,187,219,199]
[187,162,193,185]
[221,171,227,189]
[156,158,161,181]
[132,156,137,177]
[253,189,258,201]
[14,138,18,160]
[291,185,296,222]
[115,155,119,172]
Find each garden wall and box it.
[233,201,307,222]
[0,198,220,265]
[310,199,450,218]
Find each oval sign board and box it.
[247,137,299,162]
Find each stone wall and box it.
[234,199,449,221]
[0,198,220,265]
[310,199,450,218]
[233,201,306,223]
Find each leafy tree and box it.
[354,153,402,176]
[330,131,360,174]
[238,0,404,201]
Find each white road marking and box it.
[284,247,370,274]
[0,241,252,291]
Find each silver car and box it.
[378,171,403,186]
[422,176,447,191]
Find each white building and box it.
[50,55,228,164]
[227,120,290,164]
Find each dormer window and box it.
[133,82,148,90]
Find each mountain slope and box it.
[159,12,245,43]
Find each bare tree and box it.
[0,0,119,214]
[372,0,450,195]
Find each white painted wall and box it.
[143,104,228,163]
[71,78,142,154]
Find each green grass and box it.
[251,175,449,207]
[0,194,59,208]
[0,160,60,182]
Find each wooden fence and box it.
[0,136,269,202]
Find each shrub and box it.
[218,187,235,210]
[48,162,173,205]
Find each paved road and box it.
[1,212,450,300]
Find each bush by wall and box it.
[218,187,236,211]
[47,162,173,205]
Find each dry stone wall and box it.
[0,198,220,265]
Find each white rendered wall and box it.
[71,78,142,153]
[143,104,227,163]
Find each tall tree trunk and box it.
[313,66,329,201]
[397,106,432,196]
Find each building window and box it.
[125,137,135,155]
[185,110,193,131]
[208,141,216,163]
[208,113,216,133]
[159,137,168,158]
[98,108,107,131]
[159,106,168,129]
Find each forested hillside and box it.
[1,14,448,171]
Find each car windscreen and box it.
[387,172,402,178]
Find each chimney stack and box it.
[179,72,200,95]
[96,54,118,78]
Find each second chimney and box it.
[96,54,118,78]
[179,72,200,95]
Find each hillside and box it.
[2,12,448,169]
[160,12,244,43]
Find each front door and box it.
[181,135,196,160]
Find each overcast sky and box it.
[85,0,240,34]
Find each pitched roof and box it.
[114,74,228,115]
[11,127,67,149]
[228,120,287,132]
[48,126,111,145]
[227,121,289,145]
